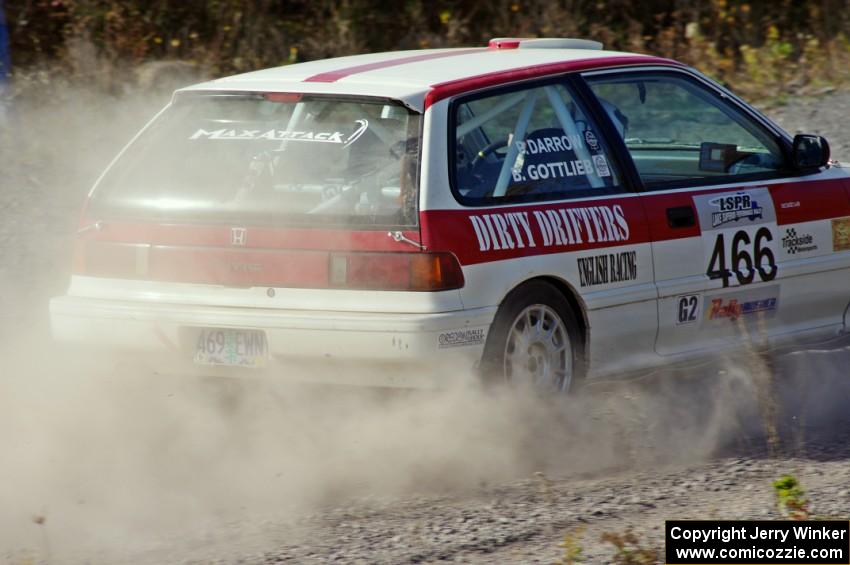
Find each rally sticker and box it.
[510,132,610,182]
[584,130,600,152]
[675,294,700,325]
[516,134,583,155]
[781,228,818,255]
[693,190,774,230]
[592,154,611,177]
[694,188,778,289]
[189,119,369,147]
[468,204,630,252]
[438,328,486,349]
[576,251,638,288]
[832,217,850,251]
[703,285,779,325]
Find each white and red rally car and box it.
[51,38,850,390]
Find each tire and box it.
[480,280,585,393]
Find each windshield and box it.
[90,93,421,227]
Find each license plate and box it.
[193,328,268,368]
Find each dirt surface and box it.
[1,87,850,565]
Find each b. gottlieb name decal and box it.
[577,251,637,287]
[469,204,630,252]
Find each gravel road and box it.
[1,86,849,565]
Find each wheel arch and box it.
[499,275,590,355]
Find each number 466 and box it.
[707,227,777,287]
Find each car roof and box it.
[178,44,680,111]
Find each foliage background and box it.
[5,0,850,101]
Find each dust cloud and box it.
[2,73,850,564]
[3,332,845,563]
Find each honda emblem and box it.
[231,227,247,246]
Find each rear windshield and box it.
[90,93,421,228]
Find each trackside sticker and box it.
[781,228,817,255]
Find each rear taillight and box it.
[330,252,464,291]
[73,240,465,292]
[72,240,149,279]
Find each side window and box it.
[451,81,623,205]
[585,72,786,187]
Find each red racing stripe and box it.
[304,49,485,83]
[424,55,680,108]
[419,178,850,267]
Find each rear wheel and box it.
[481,280,584,393]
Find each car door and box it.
[582,68,850,356]
[423,77,658,378]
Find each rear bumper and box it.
[49,295,496,387]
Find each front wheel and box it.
[481,281,584,393]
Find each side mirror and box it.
[792,134,830,169]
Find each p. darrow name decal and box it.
[577,251,637,287]
[469,204,630,252]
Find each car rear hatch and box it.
[71,91,463,311]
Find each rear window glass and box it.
[90,93,421,227]
[451,81,623,205]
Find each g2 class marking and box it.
[676,294,700,325]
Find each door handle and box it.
[666,206,696,228]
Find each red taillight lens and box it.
[72,240,148,279]
[330,252,464,291]
[74,240,464,292]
